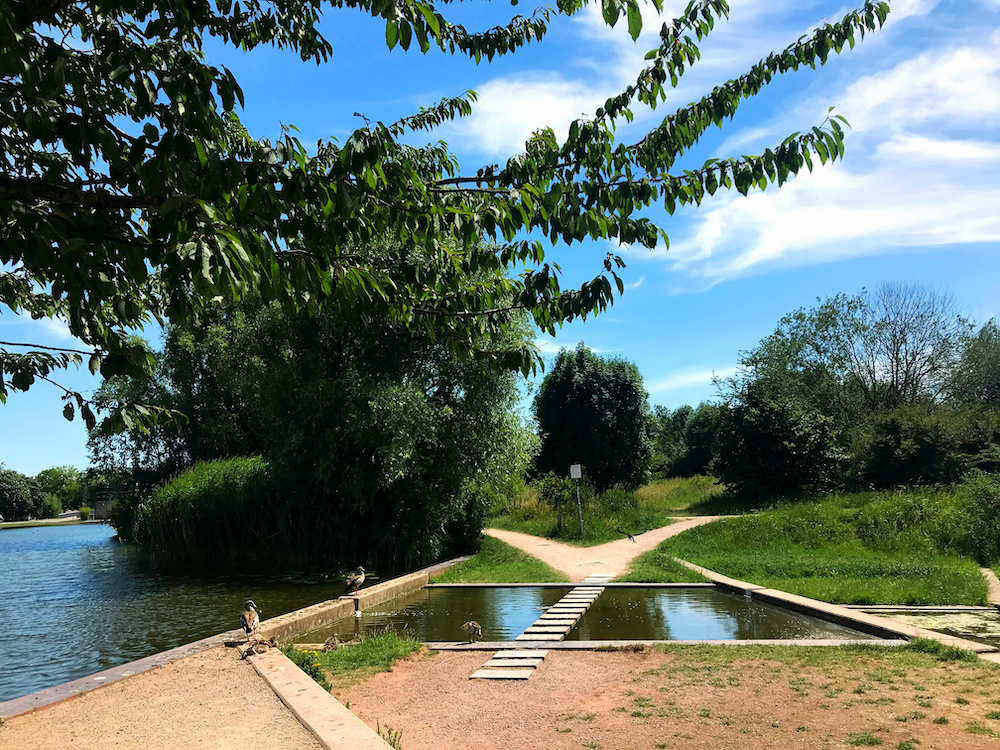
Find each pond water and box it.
[296,586,878,644]
[298,586,568,643]
[564,588,880,641]
[0,524,357,703]
[880,611,1000,648]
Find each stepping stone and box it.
[470,669,534,680]
[534,619,577,627]
[524,626,571,634]
[516,634,561,641]
[483,658,544,668]
[549,606,587,613]
[501,650,549,659]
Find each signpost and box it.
[570,464,583,537]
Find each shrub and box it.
[78,506,93,521]
[39,494,62,519]
[129,456,281,561]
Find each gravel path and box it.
[0,647,324,749]
[485,517,723,580]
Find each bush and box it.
[715,387,842,495]
[127,456,281,561]
[851,407,964,488]
[39,494,62,518]
[78,506,93,520]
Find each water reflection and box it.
[300,587,567,643]
[564,588,879,641]
[0,525,353,702]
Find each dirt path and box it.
[340,645,1000,750]
[485,517,723,581]
[0,646,323,750]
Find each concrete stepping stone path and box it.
[470,573,611,680]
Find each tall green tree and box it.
[2,0,891,427]
[950,321,1000,408]
[33,465,82,510]
[533,343,652,490]
[91,297,534,566]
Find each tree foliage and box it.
[94,296,534,565]
[2,0,891,427]
[0,466,36,520]
[533,343,652,490]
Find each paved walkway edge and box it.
[248,649,391,749]
[982,567,1000,606]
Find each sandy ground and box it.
[485,517,721,580]
[0,646,323,750]
[340,646,1000,750]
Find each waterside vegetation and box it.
[658,477,1000,605]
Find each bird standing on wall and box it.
[345,566,366,594]
[462,620,482,643]
[241,599,261,642]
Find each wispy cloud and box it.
[638,27,1000,285]
[647,365,737,394]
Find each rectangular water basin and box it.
[297,586,566,643]
[562,588,880,641]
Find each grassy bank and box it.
[616,547,708,583]
[660,488,990,605]
[431,536,568,583]
[287,631,424,691]
[489,476,722,546]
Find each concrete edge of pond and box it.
[672,555,1000,655]
[425,582,716,588]
[423,639,910,650]
[247,648,391,749]
[0,554,472,721]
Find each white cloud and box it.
[647,365,737,394]
[0,311,76,343]
[644,29,1000,284]
[625,276,645,291]
[445,74,617,158]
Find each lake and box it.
[0,524,351,702]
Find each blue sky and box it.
[2,0,999,475]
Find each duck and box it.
[345,566,366,594]
[462,620,482,643]
[240,599,261,641]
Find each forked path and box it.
[485,517,724,581]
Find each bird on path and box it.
[615,527,638,543]
[345,566,366,594]
[240,599,261,642]
[462,620,482,643]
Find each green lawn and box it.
[489,476,723,546]
[659,491,989,605]
[616,546,708,583]
[287,631,424,691]
[431,535,568,583]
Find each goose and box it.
[240,599,261,641]
[345,566,366,594]
[462,620,482,643]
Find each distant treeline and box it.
[651,283,1000,495]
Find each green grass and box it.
[489,476,722,546]
[431,535,569,583]
[658,490,989,605]
[314,630,422,689]
[616,547,708,583]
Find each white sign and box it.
[569,464,582,479]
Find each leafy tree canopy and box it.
[2,0,890,429]
[92,295,535,565]
[533,342,652,490]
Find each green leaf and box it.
[63,402,74,421]
[626,2,642,40]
